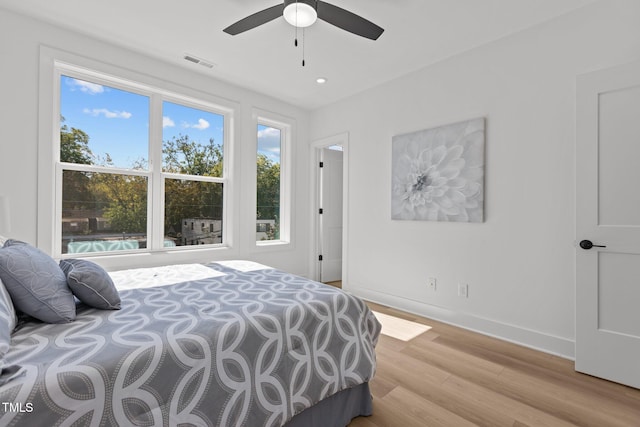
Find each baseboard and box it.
[348,285,575,360]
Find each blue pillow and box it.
[0,240,75,323]
[59,259,121,310]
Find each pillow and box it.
[0,240,75,323]
[0,277,17,365]
[59,259,121,310]
[2,238,22,247]
[0,278,17,333]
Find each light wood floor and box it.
[349,301,640,427]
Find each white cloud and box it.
[257,127,281,162]
[181,118,210,130]
[258,127,281,140]
[163,116,175,128]
[192,118,210,130]
[69,79,104,95]
[83,108,132,119]
[258,127,281,152]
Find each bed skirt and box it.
[285,383,373,427]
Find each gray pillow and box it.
[0,278,22,385]
[59,259,121,310]
[0,278,17,358]
[0,240,75,323]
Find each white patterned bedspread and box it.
[0,262,380,426]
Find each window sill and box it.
[58,244,236,271]
[254,240,292,252]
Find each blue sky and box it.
[60,75,238,168]
[257,125,281,164]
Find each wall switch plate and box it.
[428,277,437,291]
[458,283,468,298]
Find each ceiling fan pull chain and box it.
[294,2,299,48]
[298,0,304,64]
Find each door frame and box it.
[310,132,349,284]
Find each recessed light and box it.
[316,77,327,84]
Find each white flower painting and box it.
[391,118,485,222]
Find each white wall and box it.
[0,8,311,276]
[309,0,640,358]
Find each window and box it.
[59,75,150,254]
[162,101,225,247]
[256,124,281,241]
[56,66,229,256]
[256,118,290,244]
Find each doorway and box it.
[312,133,348,286]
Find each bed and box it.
[0,260,381,426]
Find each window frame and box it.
[254,112,292,248]
[46,58,234,258]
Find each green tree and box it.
[163,134,223,177]
[60,116,93,164]
[163,135,224,238]
[256,154,280,220]
[60,117,95,217]
[257,154,280,240]
[61,123,282,242]
[91,173,147,234]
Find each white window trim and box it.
[252,109,294,250]
[38,47,238,261]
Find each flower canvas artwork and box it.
[391,118,485,222]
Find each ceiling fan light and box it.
[283,2,317,28]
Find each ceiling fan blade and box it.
[317,1,384,40]
[223,4,285,35]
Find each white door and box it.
[320,147,344,283]
[576,60,640,389]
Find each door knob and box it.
[579,239,606,250]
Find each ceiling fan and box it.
[223,0,384,41]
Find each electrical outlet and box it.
[428,277,437,291]
[458,283,468,298]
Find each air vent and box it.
[183,54,215,69]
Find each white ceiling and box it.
[0,0,593,110]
